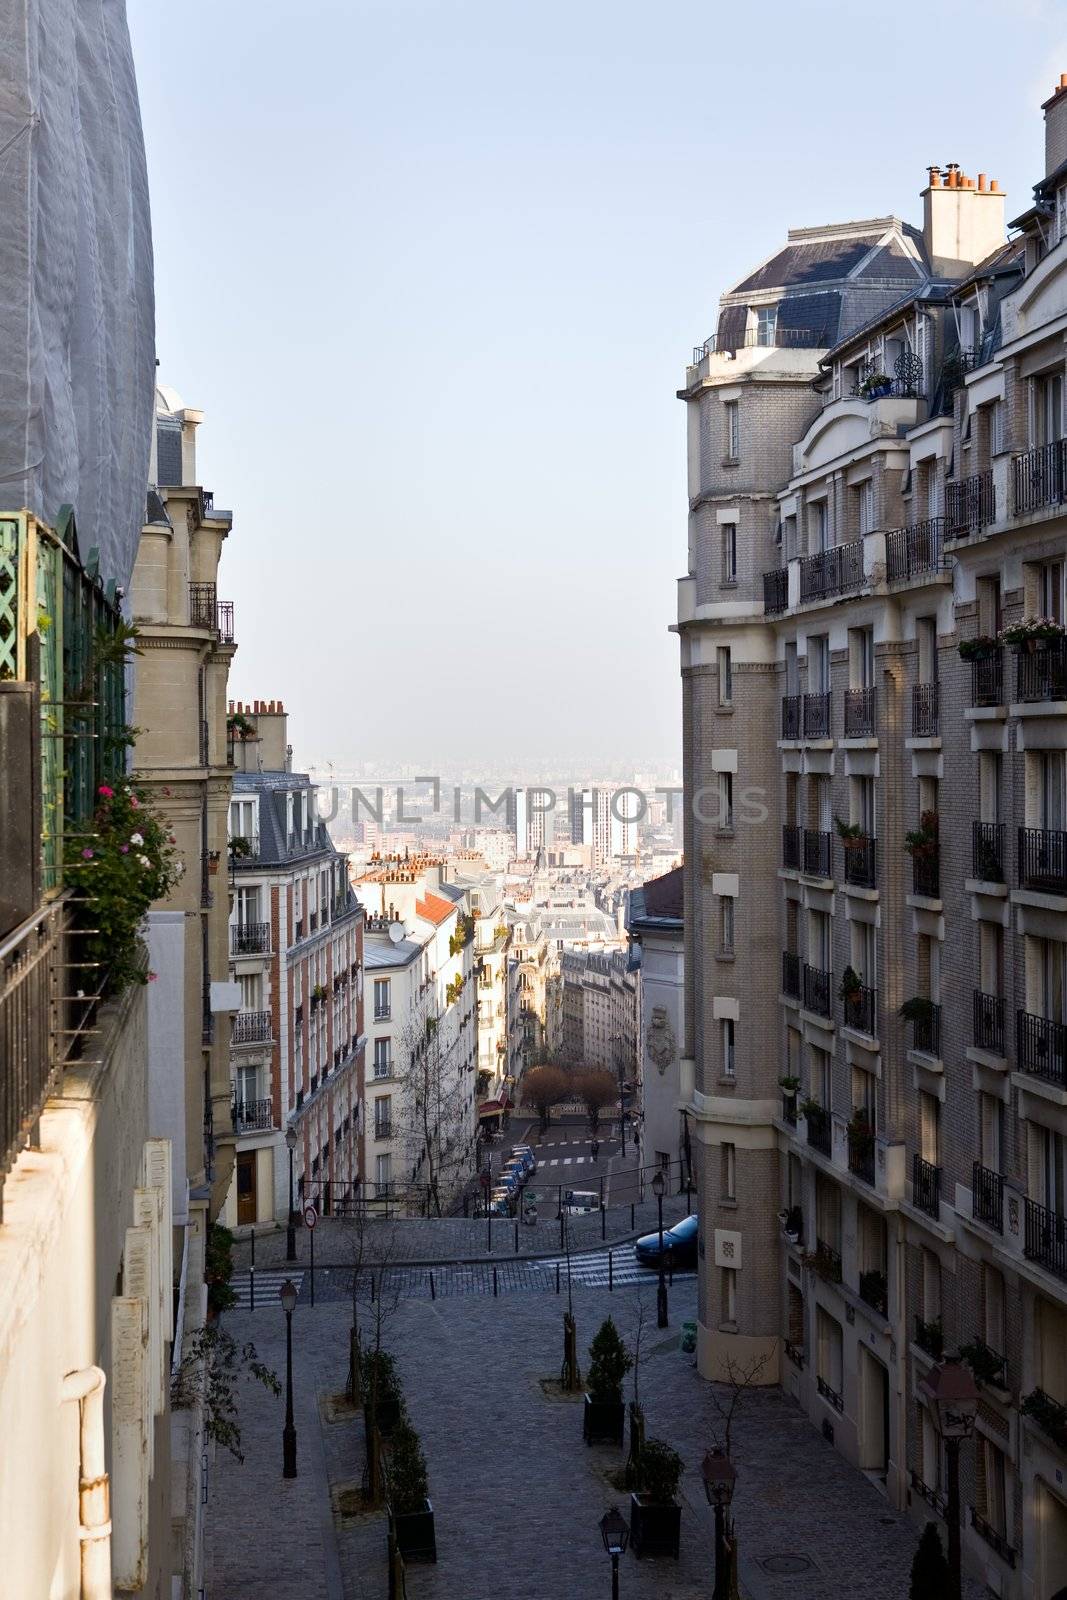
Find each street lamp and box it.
[285,1125,298,1262]
[280,1278,298,1478]
[701,1448,737,1600]
[651,1167,668,1329]
[599,1505,629,1600]
[920,1360,979,1600]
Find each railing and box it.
[690,324,830,364]
[373,1059,393,1079]
[972,821,1005,884]
[216,599,235,643]
[971,650,1003,707]
[1025,1198,1067,1280]
[784,1340,804,1369]
[910,1471,947,1518]
[803,964,832,1019]
[912,851,940,899]
[973,991,1005,1055]
[913,1154,942,1218]
[814,1237,842,1280]
[886,517,944,581]
[1018,826,1067,894]
[1,902,68,1210]
[781,694,801,740]
[231,922,271,956]
[782,951,801,1000]
[842,835,876,889]
[1016,1010,1067,1086]
[782,825,802,870]
[816,1374,844,1412]
[189,581,218,629]
[914,1317,945,1360]
[803,691,831,739]
[1015,640,1067,702]
[233,1098,274,1132]
[782,1094,798,1128]
[969,1508,1016,1568]
[805,1105,832,1157]
[1022,1386,1067,1447]
[1012,438,1067,516]
[799,540,864,602]
[802,830,831,878]
[858,1267,887,1313]
[912,682,940,736]
[764,568,789,615]
[909,1003,942,1058]
[232,1009,273,1045]
[946,470,995,537]
[848,1129,876,1186]
[373,1120,393,1141]
[842,983,877,1036]
[972,1163,1004,1231]
[843,686,876,737]
[374,1005,392,1021]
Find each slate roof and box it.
[363,935,423,969]
[628,866,684,933]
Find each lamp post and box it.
[701,1448,737,1600]
[280,1279,298,1478]
[920,1360,979,1600]
[651,1168,668,1329]
[285,1125,298,1262]
[599,1505,629,1600]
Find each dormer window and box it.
[756,305,777,347]
[1057,185,1067,245]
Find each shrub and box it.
[364,1349,403,1407]
[640,1438,683,1503]
[388,1418,429,1515]
[205,1223,237,1316]
[587,1318,633,1403]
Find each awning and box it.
[478,1096,514,1119]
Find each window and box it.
[722,524,737,585]
[851,1064,876,1128]
[721,1142,736,1199]
[717,645,733,705]
[783,514,798,560]
[756,305,777,347]
[854,479,874,536]
[374,1095,392,1136]
[978,923,1002,997]
[373,978,391,1020]
[720,896,734,955]
[375,1152,392,1194]
[917,615,937,683]
[721,1267,738,1325]
[721,1018,736,1078]
[979,1439,1009,1541]
[724,401,740,459]
[919,1091,940,1166]
[810,499,829,554]
[808,634,830,692]
[718,772,734,829]
[1034,1123,1067,1215]
[983,1263,1005,1353]
[848,626,874,690]
[373,1037,392,1078]
[235,886,261,926]
[229,798,256,843]
[1033,371,1064,446]
[815,1174,841,1251]
[816,1307,843,1395]
[978,751,1001,826]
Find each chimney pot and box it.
[1061,72,1067,88]
[978,173,987,191]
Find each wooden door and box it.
[236,1151,256,1225]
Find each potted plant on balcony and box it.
[229,834,253,860]
[859,371,892,399]
[311,982,328,1006]
[778,1074,801,1095]
[899,995,935,1024]
[629,1437,683,1558]
[839,966,863,1002]
[779,1204,803,1244]
[226,711,255,740]
[583,1318,632,1446]
[913,1314,943,1358]
[1021,1387,1067,1448]
[834,816,865,849]
[957,634,998,661]
[387,1418,436,1561]
[904,811,939,859]
[1000,617,1067,653]
[858,1268,888,1316]
[207,849,222,875]
[959,1337,1008,1394]
[799,1095,823,1122]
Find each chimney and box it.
[248,698,289,771]
[921,162,1005,276]
[1043,74,1067,178]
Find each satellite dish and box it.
[388,921,406,944]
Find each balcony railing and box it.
[1012,438,1067,516]
[784,1339,804,1369]
[910,1471,948,1518]
[690,324,830,364]
[913,1154,942,1218]
[908,1002,941,1058]
[973,990,1005,1055]
[802,829,831,878]
[1,902,67,1207]
[969,1509,1016,1568]
[799,540,864,603]
[814,1237,842,1280]
[842,983,877,1037]
[232,1009,273,1046]
[842,835,876,889]
[803,964,832,1019]
[972,820,1005,884]
[764,568,789,615]
[946,470,995,538]
[1018,826,1067,894]
[886,517,943,581]
[782,951,801,1000]
[189,581,218,629]
[1023,1198,1067,1280]
[848,1127,876,1186]
[1015,640,1067,703]
[216,599,235,644]
[373,1120,393,1141]
[911,682,940,737]
[912,851,940,899]
[782,1094,798,1128]
[802,691,832,739]
[914,1317,945,1360]
[782,825,802,870]
[781,695,801,740]
[231,921,271,956]
[816,1374,844,1412]
[971,650,1003,707]
[972,1163,1004,1232]
[843,686,876,738]
[805,1105,832,1157]
[1022,1385,1067,1447]
[233,1098,274,1133]
[1017,1010,1067,1086]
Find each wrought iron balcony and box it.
[802,829,831,878]
[217,600,235,643]
[781,694,801,740]
[784,1340,804,1369]
[1024,1199,1067,1280]
[912,851,940,899]
[799,540,864,603]
[816,1374,844,1412]
[971,649,1003,707]
[232,1009,273,1046]
[1016,1010,1067,1086]
[1012,438,1067,516]
[972,820,1005,884]
[843,686,876,737]
[907,1002,941,1058]
[1018,826,1067,894]
[973,990,1005,1055]
[911,681,939,736]
[782,825,801,870]
[1,901,71,1209]
[913,1316,945,1360]
[946,470,995,537]
[763,568,789,615]
[1015,640,1067,702]
[842,835,876,889]
[848,1125,876,1186]
[231,921,270,956]
[972,1163,1004,1231]
[802,964,832,1019]
[913,1154,942,1218]
[886,517,944,581]
[373,1120,393,1141]
[802,691,832,739]
[1021,1385,1067,1447]
[782,951,801,1000]
[782,1094,798,1127]
[805,1104,832,1157]
[813,1236,842,1280]
[842,982,877,1036]
[189,581,218,629]
[969,1510,1016,1568]
[909,1471,948,1518]
[858,1267,887,1314]
[233,1098,274,1132]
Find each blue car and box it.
[634,1213,699,1269]
[496,1170,521,1195]
[509,1147,537,1175]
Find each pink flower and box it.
[120,845,129,854]
[147,972,158,982]
[98,784,114,798]
[168,835,176,844]
[81,848,94,860]
[130,797,140,810]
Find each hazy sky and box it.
[127,0,1063,771]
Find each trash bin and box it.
[681,1320,697,1353]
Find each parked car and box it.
[634,1213,699,1269]
[501,1160,527,1187]
[489,1191,513,1216]
[509,1146,537,1175]
[496,1170,521,1194]
[559,1189,600,1216]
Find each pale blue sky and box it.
[127,0,1063,770]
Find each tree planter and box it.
[629,1493,681,1558]
[366,1397,403,1436]
[391,1499,437,1562]
[583,1394,625,1446]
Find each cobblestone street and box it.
[204,1270,982,1600]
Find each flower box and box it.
[392,1499,437,1562]
[629,1492,681,1559]
[583,1394,625,1446]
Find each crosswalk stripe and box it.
[231,1270,305,1310]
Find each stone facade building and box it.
[678,83,1067,1599]
[627,867,686,1176]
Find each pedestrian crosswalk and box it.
[539,1154,591,1168]
[535,1250,696,1289]
[230,1269,305,1311]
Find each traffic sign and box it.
[303,1203,318,1230]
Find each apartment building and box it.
[443,863,511,1105]
[557,948,639,1080]
[507,910,550,1082]
[677,82,1067,1599]
[223,701,364,1226]
[627,867,686,1174]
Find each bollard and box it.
[430,1271,436,1301]
[600,1176,606,1240]
[631,1201,635,1230]
[514,1221,519,1254]
[609,1251,613,1292]
[493,1267,498,1298]
[556,1263,560,1294]
[250,1228,255,1312]
[310,1225,315,1307]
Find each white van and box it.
[560,1190,600,1216]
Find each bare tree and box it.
[572,1066,618,1134]
[706,1350,770,1457]
[397,1008,472,1217]
[520,1062,570,1132]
